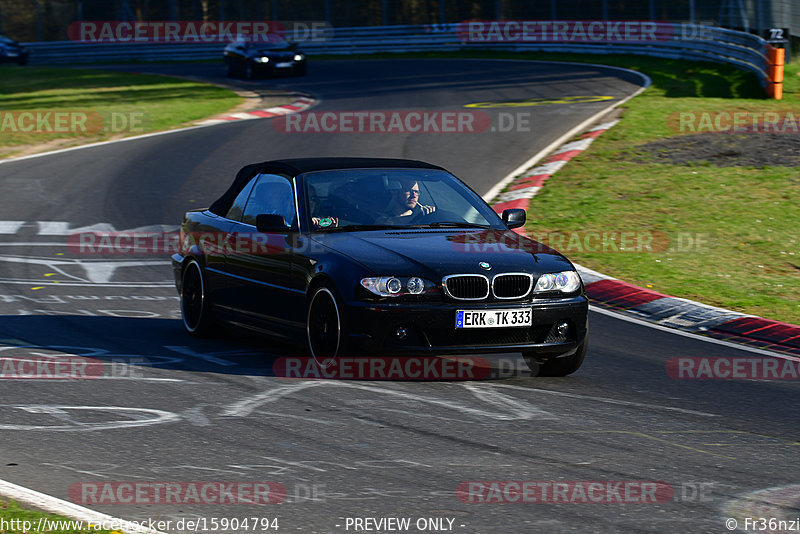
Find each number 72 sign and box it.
[764,27,790,62]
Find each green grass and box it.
[0,499,116,533]
[319,51,800,323]
[0,66,240,157]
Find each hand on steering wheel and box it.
[418,204,436,216]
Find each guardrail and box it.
[21,22,782,98]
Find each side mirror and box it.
[502,208,526,229]
[256,214,290,233]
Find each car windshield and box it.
[302,168,506,231]
[249,35,291,49]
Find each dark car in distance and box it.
[0,35,28,65]
[172,158,588,376]
[223,35,306,78]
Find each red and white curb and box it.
[196,95,315,126]
[491,120,619,213]
[490,120,800,356]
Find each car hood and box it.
[310,229,575,277]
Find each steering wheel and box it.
[407,204,429,223]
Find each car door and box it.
[201,174,257,311]
[223,173,301,329]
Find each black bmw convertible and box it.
[172,158,588,376]
[223,35,306,78]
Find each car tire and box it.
[307,284,346,366]
[523,339,587,377]
[180,259,215,337]
[17,58,27,66]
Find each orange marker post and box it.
[767,45,785,100]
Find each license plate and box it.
[276,61,293,68]
[456,308,532,329]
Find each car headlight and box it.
[256,56,270,63]
[534,271,581,294]
[361,276,433,297]
[293,53,304,62]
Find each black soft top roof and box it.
[208,157,446,216]
[254,157,444,175]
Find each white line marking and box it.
[93,376,185,382]
[258,456,328,473]
[222,380,555,421]
[0,280,171,287]
[490,383,719,417]
[0,478,166,534]
[221,381,323,417]
[37,222,114,235]
[460,383,557,420]
[0,222,25,234]
[0,405,181,431]
[589,305,799,360]
[327,381,556,421]
[0,254,167,284]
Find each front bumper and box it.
[254,59,305,75]
[0,50,27,63]
[343,295,588,357]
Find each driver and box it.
[388,179,435,218]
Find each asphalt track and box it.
[0,59,799,533]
